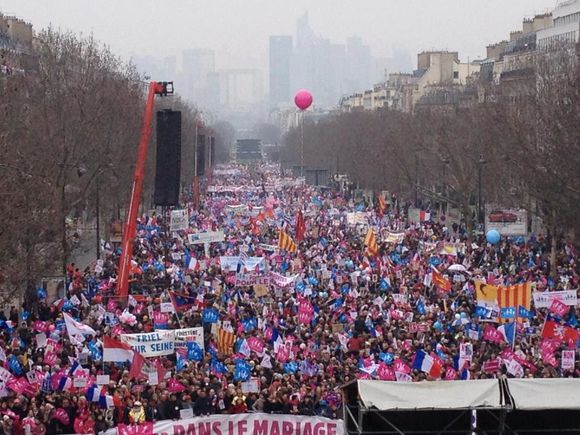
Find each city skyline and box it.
[1,0,557,75]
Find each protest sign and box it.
[188,231,224,245]
[241,378,260,393]
[172,327,204,350]
[120,331,175,357]
[160,302,175,313]
[170,209,189,232]
[532,290,577,308]
[96,375,110,385]
[254,285,270,298]
[562,350,575,370]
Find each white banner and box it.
[170,209,189,232]
[485,205,527,236]
[269,272,298,288]
[235,273,271,287]
[120,331,175,357]
[172,327,204,350]
[532,290,578,308]
[383,231,405,244]
[188,231,224,245]
[225,204,250,214]
[220,256,240,272]
[105,413,344,435]
[346,212,368,225]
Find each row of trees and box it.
[0,28,227,302]
[282,48,580,246]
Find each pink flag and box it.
[482,326,503,344]
[33,321,49,333]
[44,351,57,365]
[444,367,457,380]
[276,346,290,363]
[7,377,29,394]
[247,337,264,354]
[297,311,313,324]
[53,408,70,426]
[549,299,569,318]
[106,299,117,312]
[393,358,411,375]
[377,362,395,381]
[167,378,186,393]
[483,359,501,373]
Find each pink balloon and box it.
[294,89,313,111]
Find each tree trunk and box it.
[550,210,558,279]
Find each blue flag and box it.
[211,359,228,376]
[568,312,578,328]
[416,300,426,315]
[284,361,298,374]
[518,306,532,318]
[233,359,251,381]
[474,306,489,318]
[88,341,102,361]
[241,317,257,333]
[500,307,516,319]
[176,352,187,372]
[379,352,394,364]
[8,355,22,375]
[202,308,219,324]
[186,342,203,362]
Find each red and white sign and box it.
[105,413,344,435]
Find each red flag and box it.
[432,267,452,292]
[542,320,579,343]
[155,359,167,383]
[128,351,147,381]
[295,211,306,242]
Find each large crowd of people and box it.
[0,162,577,435]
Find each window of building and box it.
[453,71,459,79]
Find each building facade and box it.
[269,35,292,109]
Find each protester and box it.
[0,162,577,434]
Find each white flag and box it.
[64,313,96,342]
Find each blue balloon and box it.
[434,321,443,331]
[309,277,318,286]
[486,230,501,245]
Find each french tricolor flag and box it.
[103,336,133,362]
[86,384,102,402]
[412,350,443,378]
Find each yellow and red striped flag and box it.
[217,327,235,356]
[278,229,298,253]
[377,195,387,216]
[432,267,452,292]
[364,228,379,257]
[498,282,531,311]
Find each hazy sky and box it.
[1,0,558,71]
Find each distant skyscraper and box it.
[269,35,293,108]
[182,49,216,102]
[345,36,372,93]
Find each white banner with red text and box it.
[105,413,344,435]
